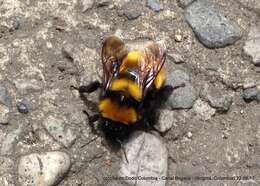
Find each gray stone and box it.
[243,87,258,101]
[0,126,22,155]
[123,10,142,20]
[168,83,197,109]
[166,69,190,88]
[177,0,196,8]
[97,0,110,7]
[0,104,10,124]
[185,1,242,48]
[200,84,232,112]
[18,151,71,186]
[43,116,77,148]
[257,88,260,102]
[0,86,12,108]
[9,19,20,32]
[16,102,29,114]
[119,132,167,186]
[62,43,76,60]
[205,62,221,71]
[167,53,185,64]
[193,99,216,120]
[154,109,175,133]
[14,79,42,95]
[81,0,94,12]
[243,25,260,66]
[146,0,163,12]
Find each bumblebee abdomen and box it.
[98,98,138,125]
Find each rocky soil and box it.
[0,0,260,186]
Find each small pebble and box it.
[200,84,232,112]
[168,83,197,109]
[97,0,109,7]
[177,0,195,8]
[154,109,175,133]
[187,131,193,138]
[62,43,75,60]
[81,0,94,12]
[9,19,20,32]
[122,10,142,20]
[205,63,221,71]
[174,34,183,42]
[146,0,163,12]
[0,105,10,125]
[16,102,29,114]
[243,87,258,101]
[0,85,12,108]
[168,53,185,64]
[243,25,260,66]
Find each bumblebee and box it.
[78,36,170,139]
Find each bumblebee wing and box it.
[101,36,127,90]
[138,41,166,97]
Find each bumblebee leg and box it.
[78,80,101,94]
[82,110,101,135]
[80,136,99,148]
[88,113,100,123]
[83,110,100,123]
[172,83,185,90]
[116,139,129,164]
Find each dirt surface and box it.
[0,0,260,186]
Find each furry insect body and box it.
[79,36,168,139]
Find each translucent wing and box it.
[101,36,127,90]
[137,41,166,98]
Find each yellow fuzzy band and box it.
[120,51,141,73]
[98,98,137,124]
[110,78,142,101]
[154,68,166,90]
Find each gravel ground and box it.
[0,0,260,186]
